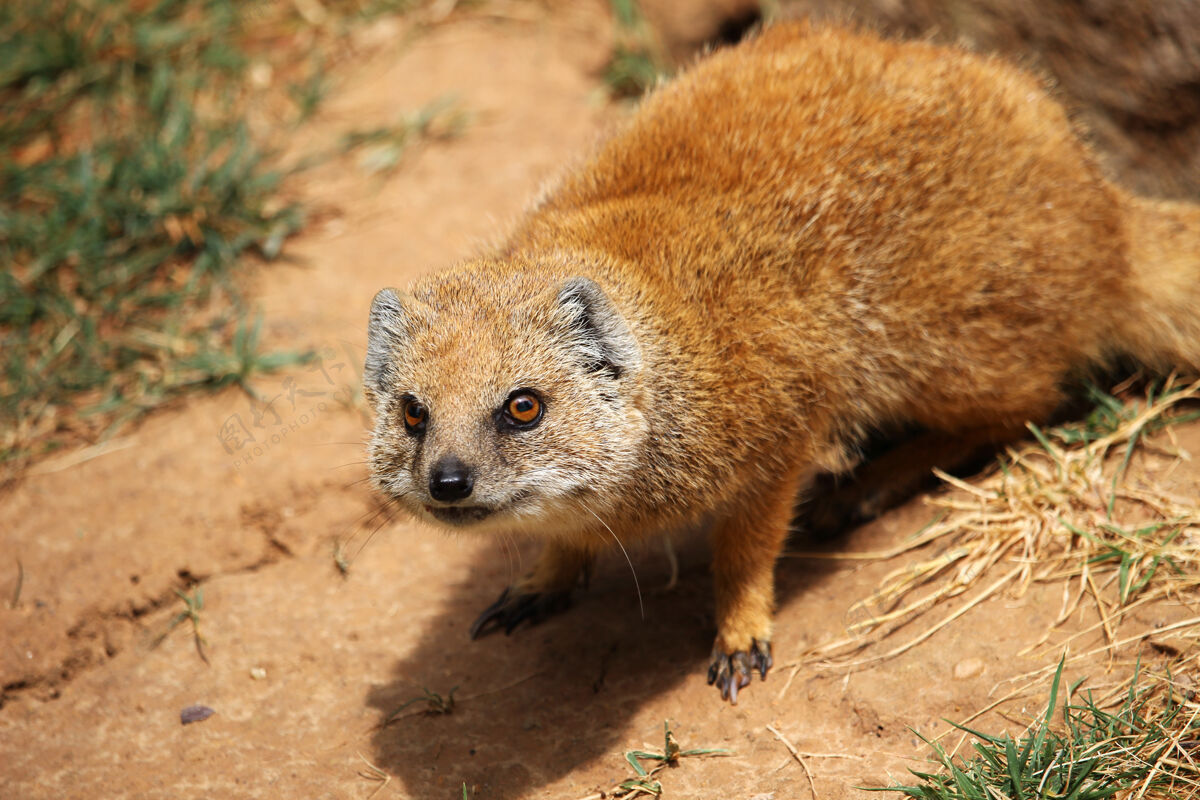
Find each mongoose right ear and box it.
[555,277,640,379]
[364,288,415,399]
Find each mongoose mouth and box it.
[424,504,494,525]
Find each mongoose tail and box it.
[1115,195,1200,372]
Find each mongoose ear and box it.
[364,288,416,399]
[555,277,640,379]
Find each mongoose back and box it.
[364,23,1200,703]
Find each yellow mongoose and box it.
[364,23,1200,703]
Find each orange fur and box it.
[364,23,1200,703]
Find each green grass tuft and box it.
[611,721,729,797]
[340,95,469,174]
[381,685,459,726]
[0,0,318,477]
[1053,380,1200,447]
[604,0,668,98]
[152,586,210,663]
[882,659,1200,800]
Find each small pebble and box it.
[180,704,216,725]
[250,667,267,680]
[953,658,985,680]
[248,62,273,89]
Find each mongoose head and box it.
[364,258,648,536]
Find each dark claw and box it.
[469,587,512,639]
[706,639,772,704]
[754,639,773,678]
[469,586,572,640]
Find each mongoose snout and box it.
[428,456,475,503]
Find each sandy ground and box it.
[2,6,1197,798]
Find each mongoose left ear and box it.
[555,277,641,379]
[365,287,418,399]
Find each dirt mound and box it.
[776,0,1200,200]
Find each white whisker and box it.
[578,500,644,621]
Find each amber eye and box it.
[502,391,543,428]
[402,398,428,433]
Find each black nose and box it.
[429,457,474,502]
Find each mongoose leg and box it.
[469,538,594,639]
[804,428,1014,536]
[707,466,811,703]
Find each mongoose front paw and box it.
[706,638,772,704]
[469,586,572,639]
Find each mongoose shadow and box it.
[365,510,859,798]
